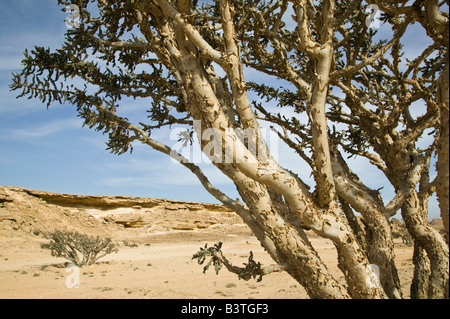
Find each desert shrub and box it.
[41,230,118,267]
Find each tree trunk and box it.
[230,169,351,298]
[309,46,337,207]
[402,192,449,298]
[436,62,449,243]
[332,155,402,298]
[410,242,430,299]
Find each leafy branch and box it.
[192,242,287,282]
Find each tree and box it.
[10,0,448,298]
[41,230,118,267]
[241,0,449,298]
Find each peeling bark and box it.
[402,192,449,298]
[436,62,449,243]
[410,241,430,299]
[9,0,448,299]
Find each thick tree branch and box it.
[291,0,321,57]
[384,154,427,217]
[156,0,224,64]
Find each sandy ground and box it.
[0,186,416,299]
[0,228,415,299]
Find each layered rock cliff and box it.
[0,186,241,237]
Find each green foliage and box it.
[9,0,443,161]
[9,1,184,156]
[40,230,118,267]
[192,242,265,282]
[6,0,448,296]
[192,242,224,276]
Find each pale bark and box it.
[153,2,352,298]
[12,0,448,299]
[436,62,449,243]
[234,177,350,298]
[410,166,433,299]
[332,155,402,299]
[309,49,337,207]
[378,141,449,299]
[410,243,430,299]
[159,0,387,298]
[330,32,446,296]
[402,192,449,298]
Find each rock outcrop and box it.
[4,186,443,242]
[23,188,232,212]
[1,186,113,237]
[0,186,242,237]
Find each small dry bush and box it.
[41,230,118,267]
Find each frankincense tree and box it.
[41,230,118,267]
[10,0,448,298]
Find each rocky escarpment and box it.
[23,188,232,213]
[0,186,244,237]
[5,186,442,242]
[1,186,114,237]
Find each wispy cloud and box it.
[100,171,199,188]
[0,54,25,72]
[98,153,234,187]
[3,118,82,140]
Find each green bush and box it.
[41,230,118,267]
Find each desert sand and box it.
[0,186,417,299]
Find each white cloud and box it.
[3,118,82,140]
[0,54,25,71]
[98,152,234,187]
[100,169,199,188]
[100,176,159,188]
[0,27,66,69]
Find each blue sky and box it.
[0,1,442,219]
[0,0,245,203]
